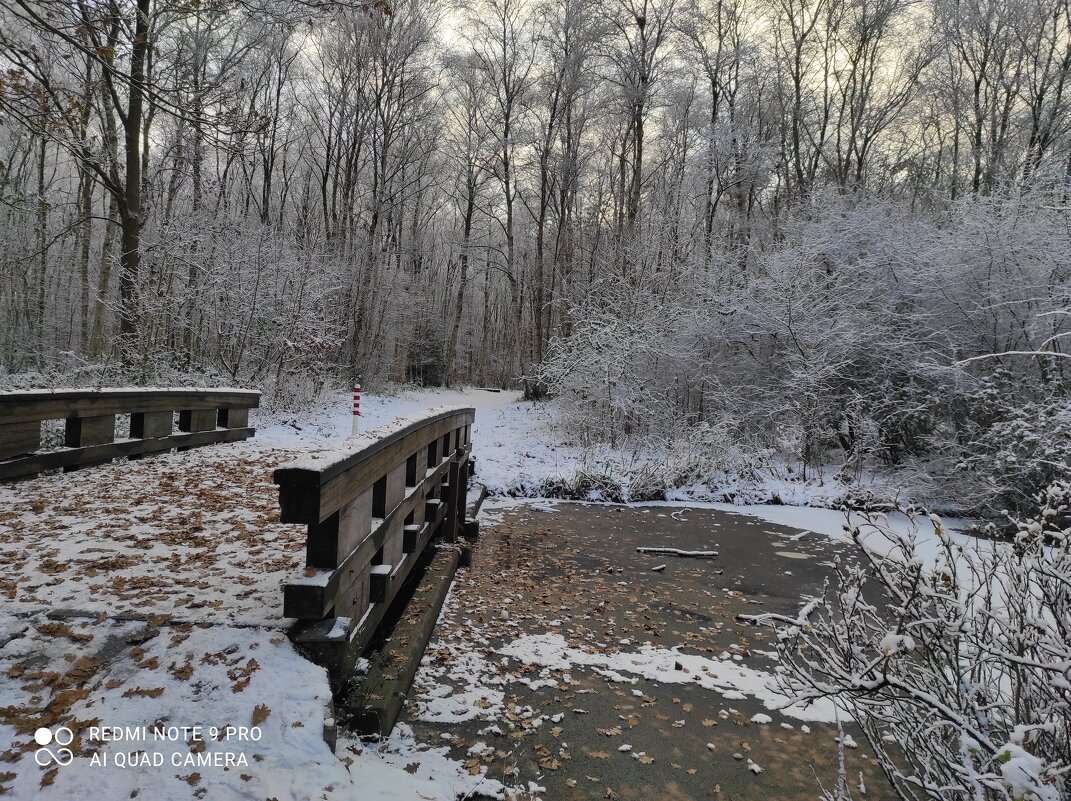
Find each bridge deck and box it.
[0,441,360,800]
[0,441,305,625]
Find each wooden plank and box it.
[274,410,475,524]
[381,465,406,568]
[282,461,451,619]
[369,564,392,604]
[0,422,39,461]
[290,509,440,675]
[444,458,460,542]
[278,419,469,525]
[405,446,426,486]
[0,388,259,424]
[0,427,254,481]
[178,408,216,433]
[130,411,172,439]
[64,414,115,448]
[349,546,461,736]
[333,561,370,621]
[425,498,444,530]
[304,489,373,570]
[403,522,428,552]
[455,453,469,533]
[223,407,249,428]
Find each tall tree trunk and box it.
[117,0,151,363]
[92,195,120,358]
[35,136,48,357]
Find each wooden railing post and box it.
[0,422,39,461]
[64,414,115,448]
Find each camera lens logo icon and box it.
[34,727,74,767]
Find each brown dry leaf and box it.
[185,773,201,786]
[702,719,717,727]
[170,664,194,681]
[586,750,610,760]
[595,726,622,737]
[121,687,165,699]
[637,755,655,765]
[251,704,270,726]
[539,757,561,771]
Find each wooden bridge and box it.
[0,388,480,741]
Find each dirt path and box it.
[403,500,889,800]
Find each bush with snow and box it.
[540,191,1071,518]
[748,482,1071,801]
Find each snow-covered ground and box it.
[255,387,913,509]
[0,385,979,799]
[256,387,575,496]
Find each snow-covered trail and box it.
[255,386,575,496]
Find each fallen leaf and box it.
[251,704,270,726]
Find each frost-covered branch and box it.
[747,483,1071,801]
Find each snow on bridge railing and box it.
[0,387,260,480]
[274,405,475,687]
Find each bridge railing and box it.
[0,387,260,480]
[275,406,474,682]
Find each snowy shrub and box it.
[748,483,1071,801]
[949,387,1071,516]
[829,485,900,513]
[540,459,627,503]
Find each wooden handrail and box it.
[0,387,260,480]
[274,406,474,684]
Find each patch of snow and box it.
[496,633,845,722]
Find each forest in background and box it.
[1,0,1069,514]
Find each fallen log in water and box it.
[636,547,719,559]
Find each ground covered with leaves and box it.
[402,499,888,800]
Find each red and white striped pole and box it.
[351,384,362,435]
